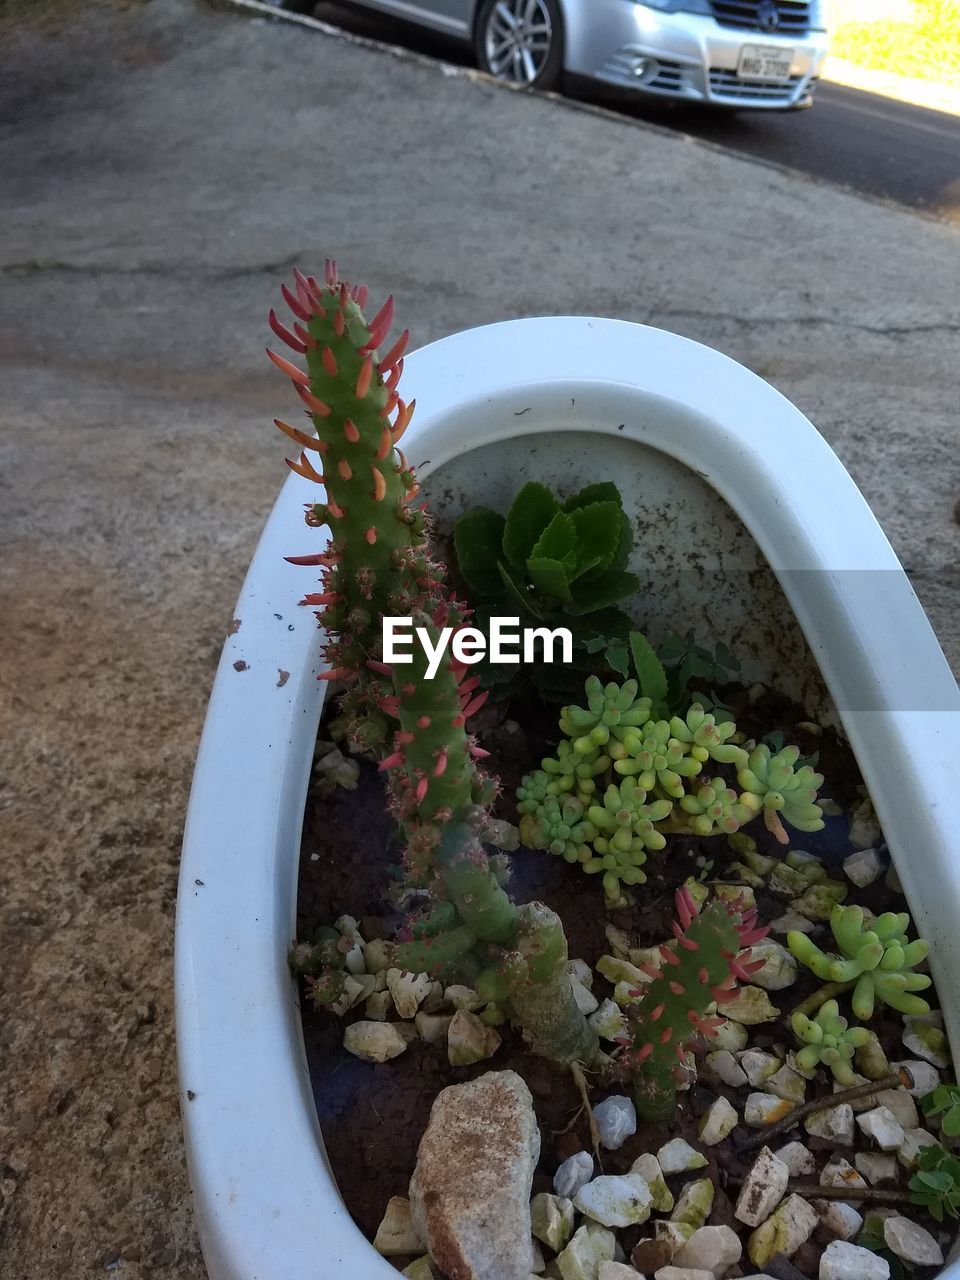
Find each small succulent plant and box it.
[791,999,872,1085]
[921,1083,960,1138]
[620,886,767,1120]
[736,743,825,843]
[909,1142,960,1222]
[519,644,826,903]
[788,905,931,1019]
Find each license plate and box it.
[737,44,794,82]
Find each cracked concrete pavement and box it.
[1,0,958,1275]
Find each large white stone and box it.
[873,1088,919,1129]
[671,1179,714,1231]
[575,1174,654,1229]
[704,1049,747,1088]
[748,939,800,991]
[735,1146,790,1227]
[630,1153,673,1212]
[671,1225,743,1277]
[855,1152,899,1184]
[554,1151,594,1199]
[593,1095,637,1151]
[842,847,884,887]
[409,1071,540,1280]
[805,1102,854,1144]
[902,1017,950,1068]
[775,1141,816,1177]
[531,1193,576,1253]
[740,1051,782,1087]
[813,1199,863,1241]
[856,1106,905,1152]
[656,1138,707,1175]
[373,1197,425,1256]
[571,978,600,1016]
[885,1213,947,1264]
[698,1096,738,1147]
[722,986,780,1025]
[819,1239,890,1280]
[386,968,433,1019]
[745,1093,795,1128]
[890,1059,940,1097]
[589,999,626,1041]
[819,1159,866,1190]
[883,1215,944,1265]
[897,1126,939,1168]
[653,1269,715,1280]
[343,1020,411,1062]
[764,1064,806,1103]
[597,1265,640,1280]
[555,1222,616,1280]
[447,1008,502,1066]
[747,1194,819,1269]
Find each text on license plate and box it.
[737,44,794,81]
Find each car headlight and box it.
[635,0,713,12]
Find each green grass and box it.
[831,0,960,86]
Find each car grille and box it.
[708,68,803,102]
[709,0,810,34]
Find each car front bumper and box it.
[565,2,829,109]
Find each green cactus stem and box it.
[622,886,768,1120]
[791,999,872,1085]
[788,905,931,1019]
[271,264,595,1065]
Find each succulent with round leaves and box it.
[679,776,755,837]
[788,904,931,1019]
[737,743,825,843]
[584,777,673,905]
[559,675,652,754]
[669,703,744,765]
[518,793,596,864]
[610,718,703,799]
[791,999,872,1085]
[540,739,611,798]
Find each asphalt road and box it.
[309,1,960,225]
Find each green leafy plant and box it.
[451,480,638,696]
[274,263,595,1065]
[620,886,766,1120]
[788,905,931,1020]
[791,999,871,1085]
[909,1142,960,1222]
[921,1083,960,1138]
[518,640,826,905]
[658,629,740,717]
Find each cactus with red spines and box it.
[270,264,596,1064]
[620,886,768,1120]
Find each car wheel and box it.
[474,0,564,92]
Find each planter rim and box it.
[176,316,960,1280]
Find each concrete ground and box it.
[0,1,958,1276]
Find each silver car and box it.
[334,0,829,110]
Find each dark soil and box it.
[296,685,943,1270]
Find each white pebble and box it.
[554,1151,594,1199]
[883,1214,944,1265]
[805,1103,854,1144]
[819,1239,890,1280]
[592,1095,637,1151]
[656,1137,707,1174]
[735,1146,790,1227]
[775,1141,816,1177]
[856,1106,905,1152]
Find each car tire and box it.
[474,0,564,92]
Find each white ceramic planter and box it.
[176,317,960,1280]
